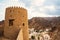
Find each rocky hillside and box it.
[28,17,52,30]
[28,17,60,31]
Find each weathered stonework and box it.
[4,7,29,40]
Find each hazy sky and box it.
[0,0,60,21]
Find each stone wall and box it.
[4,7,29,40]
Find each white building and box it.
[29,28,51,40]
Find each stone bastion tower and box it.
[4,7,29,40]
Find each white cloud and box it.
[28,7,49,19]
[3,0,26,8]
[31,0,45,6]
[27,0,57,19]
[38,5,56,14]
[10,0,18,1]
[27,0,53,19]
[44,5,56,11]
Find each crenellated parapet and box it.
[6,7,26,10]
[6,7,27,15]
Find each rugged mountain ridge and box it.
[28,17,60,30]
[28,17,52,30]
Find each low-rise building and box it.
[29,28,51,40]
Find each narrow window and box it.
[10,10,11,12]
[18,11,20,13]
[23,16,24,17]
[9,19,14,26]
[10,10,13,13]
[23,23,25,26]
